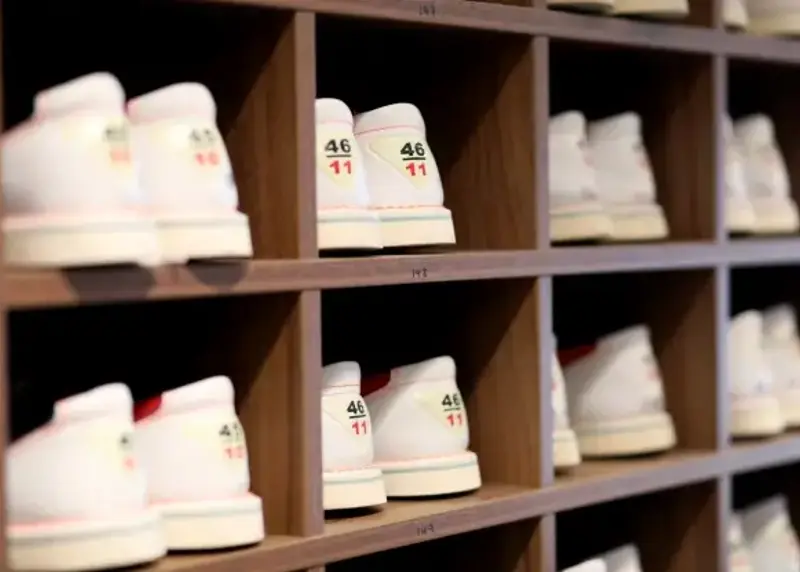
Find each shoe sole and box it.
[377,451,481,497]
[604,202,669,242]
[551,200,614,242]
[727,197,758,234]
[155,212,253,264]
[750,197,800,235]
[157,493,264,550]
[554,427,582,470]
[575,411,677,457]
[8,508,165,571]
[318,208,382,250]
[323,466,387,510]
[376,206,456,247]
[732,394,786,438]
[4,215,159,268]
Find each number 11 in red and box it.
[405,162,427,177]
[447,413,463,427]
[330,160,352,175]
[351,420,368,434]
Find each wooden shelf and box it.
[13,240,800,309]
[729,433,800,474]
[552,452,723,512]
[200,0,800,62]
[146,439,800,572]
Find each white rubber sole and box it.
[723,0,748,28]
[3,214,160,268]
[605,202,670,242]
[551,201,614,242]
[8,508,165,571]
[778,389,800,428]
[318,208,382,250]
[750,197,800,235]
[613,0,689,17]
[727,197,757,234]
[731,394,786,438]
[158,493,265,550]
[377,206,456,247]
[378,451,482,497]
[156,212,253,264]
[554,427,582,470]
[748,12,800,36]
[575,411,677,457]
[323,466,387,510]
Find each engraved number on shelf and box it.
[347,398,369,435]
[418,2,436,16]
[412,267,429,279]
[219,420,247,460]
[416,522,436,536]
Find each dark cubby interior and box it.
[7,294,291,440]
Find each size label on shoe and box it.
[90,420,137,473]
[63,116,134,173]
[217,419,248,462]
[368,136,436,189]
[103,121,134,171]
[325,394,372,438]
[417,390,469,434]
[180,415,249,464]
[186,124,230,171]
[318,128,357,189]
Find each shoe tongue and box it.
[54,383,132,422]
[597,324,650,353]
[316,98,353,125]
[159,376,233,412]
[322,362,361,393]
[354,103,425,135]
[588,112,641,142]
[34,72,125,118]
[763,304,797,342]
[730,515,746,545]
[549,111,586,137]
[603,545,641,570]
[730,310,763,345]
[390,356,455,385]
[742,496,789,541]
[735,114,774,148]
[127,83,216,124]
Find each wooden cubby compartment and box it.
[556,481,725,571]
[734,462,800,533]
[729,59,800,241]
[316,17,540,252]
[549,44,719,243]
[8,293,322,545]
[553,269,725,455]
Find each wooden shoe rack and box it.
[7,0,800,571]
